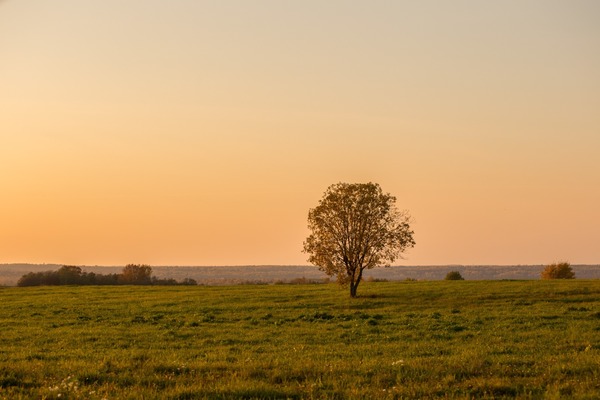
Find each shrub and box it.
[57,266,83,285]
[445,271,464,280]
[365,276,389,283]
[541,262,575,279]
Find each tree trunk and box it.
[349,267,364,298]
[350,282,358,297]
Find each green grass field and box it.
[1,281,599,399]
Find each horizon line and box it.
[3,262,599,268]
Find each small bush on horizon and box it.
[365,276,389,283]
[445,271,464,280]
[289,277,327,284]
[541,261,575,279]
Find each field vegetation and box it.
[1,281,600,399]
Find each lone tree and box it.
[303,182,415,297]
[541,262,575,279]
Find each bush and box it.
[541,262,575,279]
[365,276,389,283]
[445,271,464,280]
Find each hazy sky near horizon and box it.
[1,1,599,266]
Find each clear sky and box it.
[1,1,599,266]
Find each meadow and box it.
[1,281,599,399]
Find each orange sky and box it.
[1,1,599,266]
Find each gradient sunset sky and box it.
[1,1,599,266]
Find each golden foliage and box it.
[303,182,415,297]
[541,262,575,280]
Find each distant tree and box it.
[17,270,59,286]
[541,262,575,280]
[303,182,415,297]
[119,264,153,285]
[17,272,44,287]
[57,265,83,285]
[445,271,464,280]
[17,264,193,286]
[79,271,97,285]
[96,273,120,285]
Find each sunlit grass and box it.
[1,281,599,399]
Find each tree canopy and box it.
[303,182,415,297]
[119,264,153,285]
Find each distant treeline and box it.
[17,264,197,287]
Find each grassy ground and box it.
[1,281,599,399]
